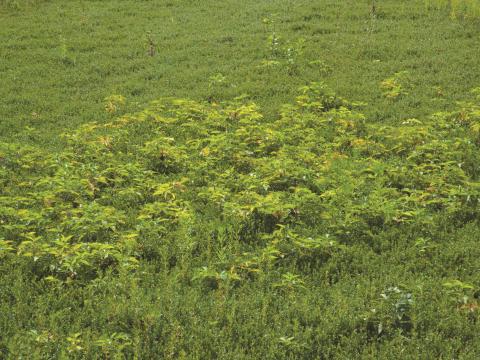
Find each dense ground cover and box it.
[1,0,480,144]
[1,0,480,358]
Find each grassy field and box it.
[2,0,480,144]
[1,0,480,358]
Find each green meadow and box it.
[1,0,480,358]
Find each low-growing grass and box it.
[1,0,480,358]
[1,0,480,146]
[426,0,480,18]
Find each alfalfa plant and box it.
[308,60,332,77]
[443,280,479,313]
[273,272,306,293]
[192,266,241,290]
[0,239,15,258]
[65,333,84,354]
[285,37,306,74]
[363,286,414,338]
[380,71,410,100]
[95,332,133,359]
[452,87,480,143]
[260,16,306,74]
[262,15,281,59]
[104,94,126,114]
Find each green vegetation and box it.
[426,0,480,19]
[1,0,480,358]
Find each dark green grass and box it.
[1,0,480,146]
[2,0,480,359]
